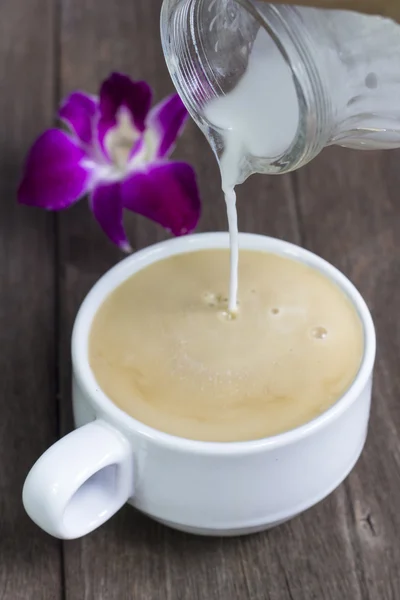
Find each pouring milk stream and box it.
[204,29,299,312]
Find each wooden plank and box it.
[57,2,397,600]
[0,0,62,598]
[58,2,301,599]
[294,147,400,600]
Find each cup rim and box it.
[72,232,376,455]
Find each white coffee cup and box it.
[23,233,376,539]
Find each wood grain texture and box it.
[0,0,62,598]
[58,2,299,599]
[295,147,400,600]
[13,0,395,598]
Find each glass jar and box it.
[161,0,400,180]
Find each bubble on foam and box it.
[218,309,238,322]
[202,291,218,307]
[202,291,233,309]
[311,326,328,340]
[270,307,280,315]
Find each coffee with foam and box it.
[89,249,363,443]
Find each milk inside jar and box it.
[161,0,400,309]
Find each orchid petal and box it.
[90,181,131,251]
[121,161,201,236]
[148,94,189,159]
[18,129,92,210]
[98,73,152,152]
[59,92,98,146]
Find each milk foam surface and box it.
[89,250,363,442]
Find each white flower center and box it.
[105,107,139,171]
[95,107,160,186]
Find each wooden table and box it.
[1,0,400,598]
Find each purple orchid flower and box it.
[18,72,201,251]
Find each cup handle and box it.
[22,419,134,539]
